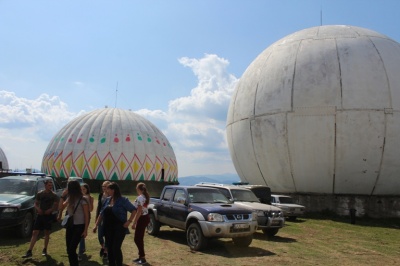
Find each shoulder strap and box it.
[72,197,82,215]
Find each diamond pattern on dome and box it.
[41,108,178,181]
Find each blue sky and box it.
[1,0,400,177]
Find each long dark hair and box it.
[108,182,121,200]
[136,182,150,205]
[67,180,83,214]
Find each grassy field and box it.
[1,196,399,266]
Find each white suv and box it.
[271,194,305,220]
[196,183,285,236]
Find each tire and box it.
[232,235,253,247]
[186,223,208,251]
[18,212,33,238]
[147,213,160,236]
[262,228,279,237]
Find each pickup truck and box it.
[196,183,285,236]
[0,174,63,237]
[147,185,258,251]
[271,194,305,220]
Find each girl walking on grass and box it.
[78,183,94,261]
[131,182,150,265]
[93,182,137,266]
[58,180,90,266]
[96,180,111,259]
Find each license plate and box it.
[271,220,281,226]
[233,223,250,229]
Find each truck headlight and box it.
[207,213,224,222]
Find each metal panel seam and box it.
[368,36,393,108]
[335,38,343,109]
[370,111,388,195]
[286,112,296,191]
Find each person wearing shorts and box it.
[22,180,59,258]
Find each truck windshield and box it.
[0,179,36,196]
[187,188,230,204]
[231,189,260,202]
[279,197,294,204]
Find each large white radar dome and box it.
[227,25,400,196]
[42,108,177,182]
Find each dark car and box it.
[0,175,63,237]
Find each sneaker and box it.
[78,254,82,261]
[42,249,47,256]
[22,250,32,258]
[136,258,147,265]
[133,258,140,263]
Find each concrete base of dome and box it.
[283,193,400,218]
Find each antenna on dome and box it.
[320,8,322,26]
[115,82,118,108]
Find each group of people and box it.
[21,179,150,266]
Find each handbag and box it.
[61,197,82,229]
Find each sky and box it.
[1,0,400,177]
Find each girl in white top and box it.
[59,180,89,266]
[78,183,94,260]
[130,182,150,265]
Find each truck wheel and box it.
[186,223,208,251]
[147,213,160,235]
[232,235,253,247]
[18,212,33,238]
[262,228,279,237]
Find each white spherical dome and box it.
[0,147,9,170]
[227,25,400,195]
[42,108,177,182]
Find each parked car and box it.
[196,183,285,236]
[0,175,63,237]
[67,176,84,184]
[271,194,305,220]
[234,184,272,205]
[147,185,258,250]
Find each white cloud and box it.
[0,91,82,170]
[137,54,239,176]
[168,54,238,122]
[73,81,85,87]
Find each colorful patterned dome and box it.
[0,147,9,170]
[41,108,178,182]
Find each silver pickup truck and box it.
[147,185,258,251]
[196,183,285,236]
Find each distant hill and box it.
[177,173,241,186]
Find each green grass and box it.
[1,195,400,266]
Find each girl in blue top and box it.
[93,182,136,266]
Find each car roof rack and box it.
[197,182,226,187]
